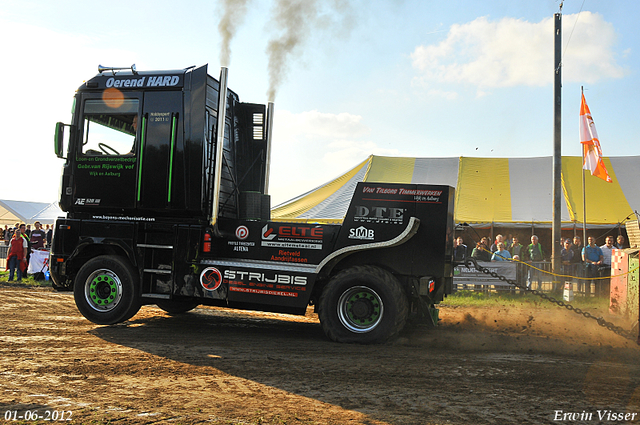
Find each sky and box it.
[1,0,638,207]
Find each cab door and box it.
[137,91,182,210]
[73,92,142,210]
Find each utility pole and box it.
[552,12,562,286]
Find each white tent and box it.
[0,200,63,226]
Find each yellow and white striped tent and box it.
[271,155,640,227]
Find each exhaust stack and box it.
[212,66,229,231]
[264,101,275,194]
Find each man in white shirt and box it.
[599,235,614,297]
[600,236,614,267]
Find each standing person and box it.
[30,222,46,250]
[490,234,504,253]
[599,236,615,297]
[615,235,626,250]
[505,234,514,249]
[508,236,523,258]
[46,224,53,248]
[570,236,584,292]
[492,242,513,292]
[600,236,614,267]
[491,242,511,261]
[525,235,546,290]
[508,236,524,286]
[471,237,492,262]
[453,237,467,262]
[561,238,574,264]
[570,236,583,263]
[24,224,31,238]
[582,236,603,297]
[4,226,14,245]
[18,224,30,267]
[561,238,575,289]
[3,225,10,245]
[6,226,27,281]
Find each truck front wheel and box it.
[74,255,141,325]
[318,266,408,344]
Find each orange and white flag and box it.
[580,93,612,182]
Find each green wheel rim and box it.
[337,286,384,333]
[84,268,123,312]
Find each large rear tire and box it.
[74,255,141,325]
[318,266,409,344]
[156,299,200,315]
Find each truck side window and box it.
[81,99,139,156]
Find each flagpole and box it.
[582,165,587,242]
[581,86,587,243]
[552,12,562,284]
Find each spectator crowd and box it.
[452,232,628,297]
[2,222,52,282]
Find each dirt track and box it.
[1,284,640,425]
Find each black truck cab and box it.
[51,64,455,344]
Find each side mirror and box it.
[54,122,65,158]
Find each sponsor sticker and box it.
[361,186,443,201]
[200,267,222,291]
[270,250,309,263]
[229,287,298,297]
[235,225,249,240]
[353,205,405,225]
[228,240,255,252]
[224,270,307,286]
[75,198,101,206]
[261,224,323,250]
[262,224,277,240]
[105,75,180,88]
[348,226,375,240]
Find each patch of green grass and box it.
[0,269,52,287]
[443,290,609,310]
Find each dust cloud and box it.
[400,304,640,360]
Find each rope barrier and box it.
[473,246,639,281]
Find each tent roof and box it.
[271,155,640,227]
[0,200,63,226]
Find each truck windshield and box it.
[81,98,139,156]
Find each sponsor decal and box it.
[348,226,375,241]
[262,224,277,240]
[224,269,307,298]
[224,270,307,286]
[227,240,255,252]
[91,215,155,222]
[200,267,223,291]
[270,250,309,263]
[362,186,442,196]
[229,287,298,297]
[150,112,171,122]
[363,186,399,195]
[353,205,404,225]
[75,198,101,206]
[261,224,323,250]
[235,226,249,240]
[105,75,180,88]
[362,186,443,203]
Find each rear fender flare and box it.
[315,217,420,279]
[67,238,137,279]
